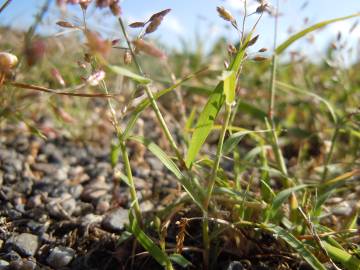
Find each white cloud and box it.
[225,0,259,12]
[163,15,184,35]
[327,20,360,39]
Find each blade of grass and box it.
[107,65,152,84]
[275,13,360,55]
[322,241,360,270]
[185,33,253,167]
[267,225,327,270]
[129,209,174,270]
[129,136,205,211]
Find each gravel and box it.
[6,233,39,257]
[46,246,75,268]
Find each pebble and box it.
[3,250,22,261]
[6,233,40,257]
[147,157,163,171]
[81,214,103,227]
[96,200,110,214]
[46,246,75,268]
[331,201,355,216]
[140,200,154,212]
[81,176,110,202]
[0,260,9,270]
[102,208,128,232]
[227,261,245,270]
[9,259,36,270]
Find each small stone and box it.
[102,208,128,232]
[46,246,75,268]
[140,200,154,212]
[147,157,163,171]
[331,201,355,216]
[227,261,244,270]
[69,185,83,199]
[3,250,21,261]
[6,233,39,257]
[27,195,43,209]
[81,214,103,227]
[81,176,110,202]
[0,260,9,270]
[9,259,36,270]
[96,200,110,214]
[48,193,76,218]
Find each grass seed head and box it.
[216,6,235,22]
[85,31,112,57]
[123,51,132,65]
[0,52,18,72]
[56,21,76,28]
[132,39,167,60]
[110,0,121,16]
[129,22,146,28]
[80,0,91,10]
[149,9,171,22]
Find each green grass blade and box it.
[276,81,337,124]
[222,129,271,155]
[267,225,327,270]
[185,82,225,167]
[129,210,173,269]
[269,185,308,219]
[130,136,183,179]
[107,65,152,84]
[322,241,360,270]
[169,253,192,268]
[222,70,236,105]
[130,136,205,211]
[185,33,254,167]
[275,13,360,55]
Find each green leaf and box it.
[269,185,308,219]
[223,129,271,155]
[185,33,254,167]
[169,253,192,268]
[267,225,326,270]
[130,136,182,179]
[129,136,205,211]
[185,83,225,167]
[107,65,151,84]
[323,241,360,270]
[276,81,337,124]
[276,13,360,55]
[129,210,173,269]
[222,70,236,105]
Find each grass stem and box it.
[202,103,232,268]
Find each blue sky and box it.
[1,0,359,60]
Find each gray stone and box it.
[6,233,39,257]
[147,157,163,171]
[227,261,244,270]
[0,260,9,270]
[81,214,103,227]
[3,250,21,261]
[81,176,110,202]
[102,208,128,232]
[46,246,75,268]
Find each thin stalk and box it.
[118,17,185,167]
[202,103,232,269]
[100,80,142,223]
[0,0,12,14]
[321,126,339,181]
[268,0,279,120]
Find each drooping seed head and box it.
[0,52,18,71]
